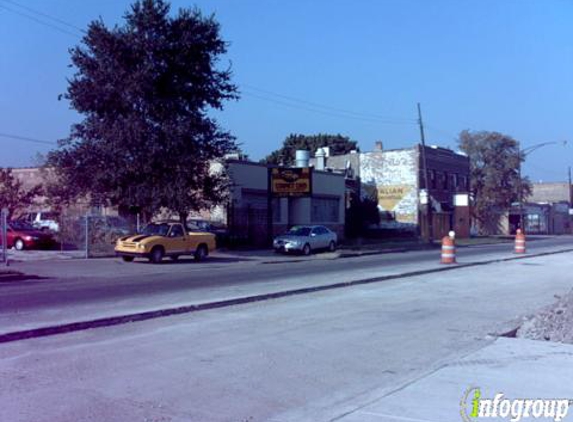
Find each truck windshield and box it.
[141,223,170,237]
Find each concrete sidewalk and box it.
[336,338,573,422]
[2,244,418,263]
[0,235,559,264]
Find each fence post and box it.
[1,208,7,266]
[85,213,89,259]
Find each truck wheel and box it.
[122,256,134,262]
[150,247,164,264]
[14,238,25,251]
[194,245,208,261]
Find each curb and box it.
[260,245,437,264]
[1,247,572,344]
[0,271,43,283]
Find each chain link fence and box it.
[56,211,137,258]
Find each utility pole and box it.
[569,166,573,208]
[518,148,523,232]
[417,103,433,243]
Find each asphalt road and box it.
[0,236,571,336]
[1,251,572,422]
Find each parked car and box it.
[17,211,60,233]
[115,220,216,263]
[273,225,337,255]
[187,218,229,246]
[1,221,55,250]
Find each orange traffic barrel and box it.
[441,233,456,264]
[515,229,526,254]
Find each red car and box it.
[1,221,55,250]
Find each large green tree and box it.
[263,133,358,165]
[47,0,238,223]
[0,168,42,219]
[458,130,531,234]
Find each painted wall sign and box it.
[377,185,412,211]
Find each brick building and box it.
[219,159,346,247]
[313,142,471,239]
[506,181,572,234]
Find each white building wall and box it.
[359,148,420,227]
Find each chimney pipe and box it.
[315,148,326,170]
[295,150,310,168]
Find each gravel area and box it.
[517,289,573,343]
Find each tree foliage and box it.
[458,130,531,234]
[345,193,380,238]
[0,168,43,219]
[263,133,358,165]
[47,0,238,222]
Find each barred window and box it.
[273,198,281,223]
[311,197,339,223]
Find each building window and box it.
[430,170,436,189]
[443,172,449,190]
[311,197,339,223]
[459,175,468,191]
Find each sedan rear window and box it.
[287,226,311,237]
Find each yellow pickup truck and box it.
[115,221,216,263]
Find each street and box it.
[1,236,572,336]
[2,1,573,421]
[1,248,572,421]
[1,237,573,421]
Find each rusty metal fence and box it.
[1,208,7,265]
[227,204,269,248]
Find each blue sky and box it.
[0,0,571,181]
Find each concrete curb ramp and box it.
[1,248,572,344]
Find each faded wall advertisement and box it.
[360,149,419,227]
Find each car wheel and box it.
[150,247,164,264]
[14,238,25,251]
[194,244,208,261]
[170,255,180,261]
[121,256,134,262]
[328,241,336,252]
[302,243,311,256]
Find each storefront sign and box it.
[270,167,312,197]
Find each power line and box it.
[0,132,57,146]
[242,90,416,125]
[0,2,81,38]
[0,0,85,33]
[242,83,417,124]
[0,1,419,127]
[243,91,411,124]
